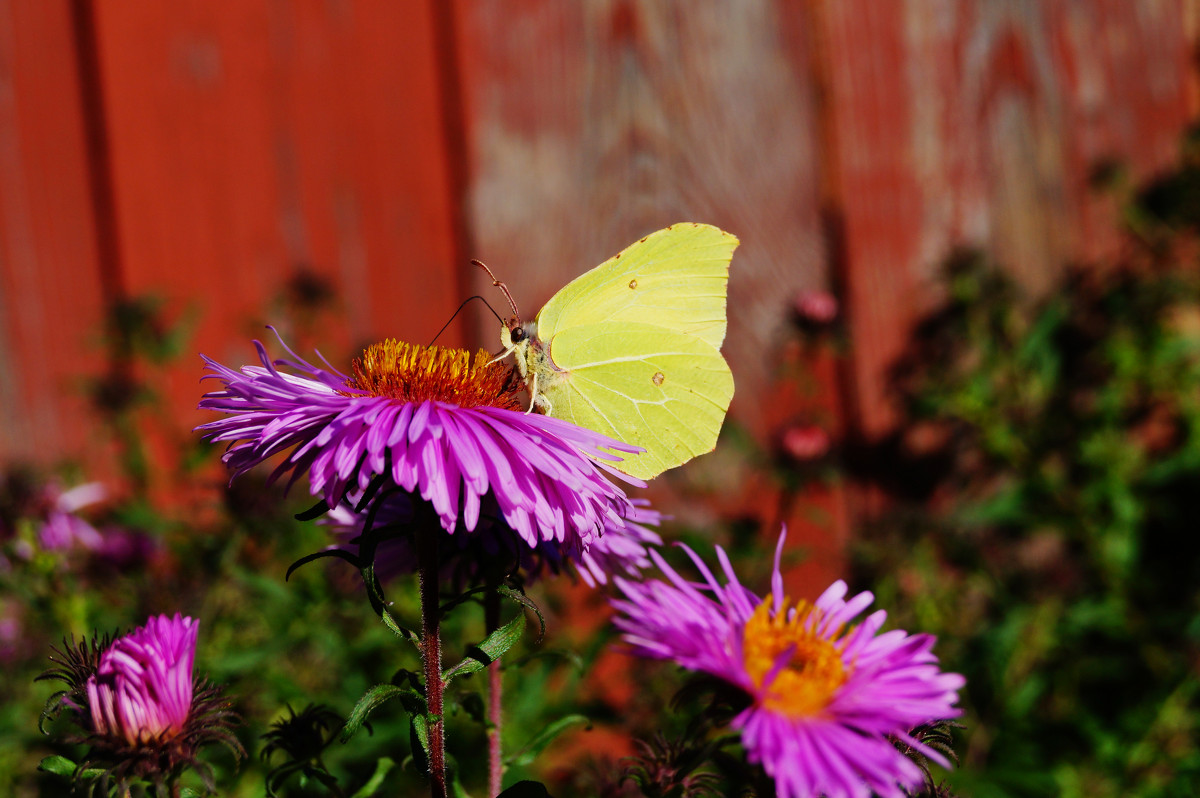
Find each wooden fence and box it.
[1,0,1196,587]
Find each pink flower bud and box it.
[781,425,831,461]
[793,290,839,325]
[86,614,197,746]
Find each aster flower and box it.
[87,614,197,746]
[198,334,646,563]
[37,481,106,552]
[38,614,243,795]
[611,533,964,798]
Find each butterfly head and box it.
[499,318,545,382]
[500,317,538,349]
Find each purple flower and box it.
[36,482,106,552]
[199,335,647,563]
[40,614,243,794]
[611,533,964,798]
[780,424,832,463]
[86,613,197,746]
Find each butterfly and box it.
[493,222,738,480]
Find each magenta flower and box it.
[39,614,242,794]
[86,613,196,746]
[36,481,106,552]
[780,424,832,462]
[198,335,647,562]
[793,289,839,325]
[611,533,964,798]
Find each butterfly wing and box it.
[535,223,738,349]
[538,321,734,480]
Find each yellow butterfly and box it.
[494,223,737,480]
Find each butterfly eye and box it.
[509,326,527,343]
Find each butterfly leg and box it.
[525,371,553,415]
[525,371,538,414]
[488,344,516,366]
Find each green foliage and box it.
[850,172,1200,796]
[443,610,527,684]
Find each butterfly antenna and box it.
[472,259,522,324]
[428,295,502,346]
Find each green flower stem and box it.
[485,586,503,797]
[417,528,447,798]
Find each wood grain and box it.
[819,0,1196,439]
[454,0,847,592]
[86,0,465,445]
[0,0,109,466]
[456,1,829,410]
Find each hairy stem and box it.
[485,586,503,796]
[417,528,447,798]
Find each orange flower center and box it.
[348,339,520,410]
[741,598,849,718]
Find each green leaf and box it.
[349,756,396,798]
[497,780,556,798]
[410,713,431,772]
[341,684,425,742]
[499,585,545,642]
[37,755,76,778]
[285,547,360,580]
[443,611,526,684]
[38,690,69,733]
[506,714,590,767]
[379,604,421,647]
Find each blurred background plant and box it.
[839,132,1200,798]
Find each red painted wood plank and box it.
[86,0,465,477]
[0,0,110,467]
[818,0,1195,442]
[453,0,850,599]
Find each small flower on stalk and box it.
[87,614,196,747]
[779,424,832,463]
[792,289,839,327]
[611,533,964,798]
[199,335,648,563]
[36,481,107,552]
[38,614,243,795]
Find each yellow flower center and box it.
[741,598,849,718]
[348,340,520,410]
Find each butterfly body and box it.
[499,223,737,480]
[501,319,566,413]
